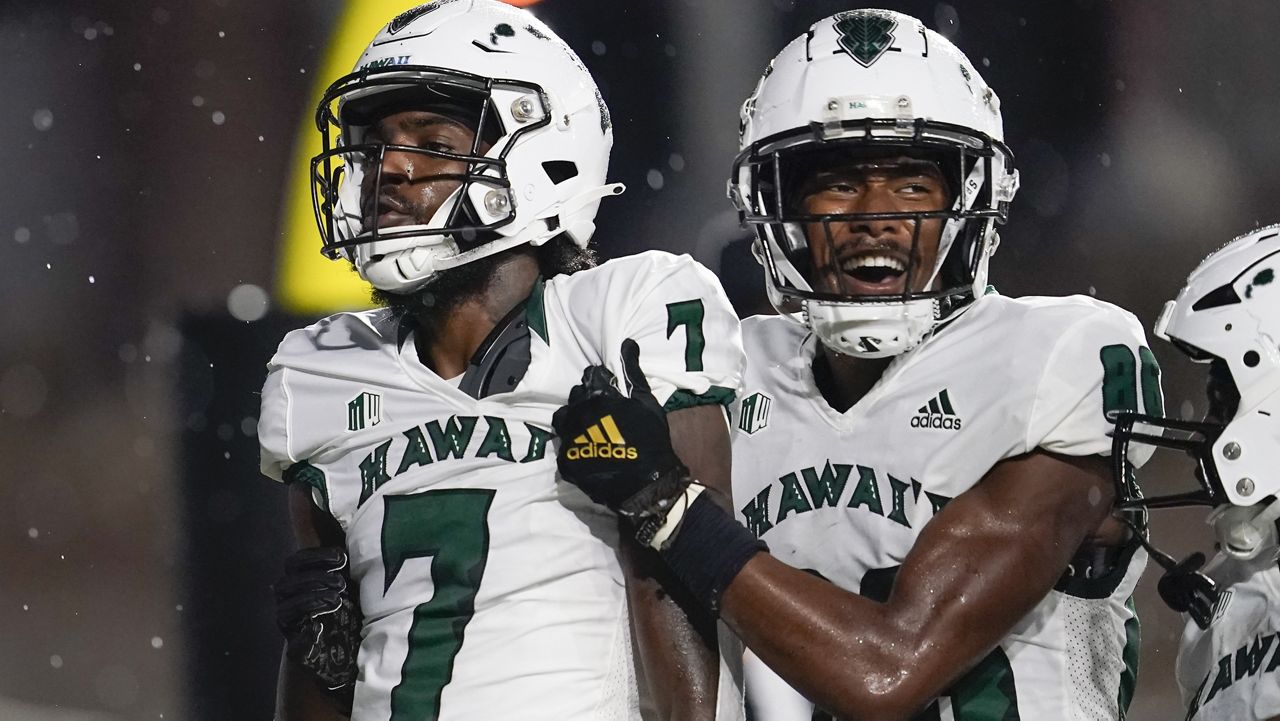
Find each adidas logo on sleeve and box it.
[566,415,638,460]
[910,389,962,430]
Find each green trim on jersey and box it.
[525,276,548,344]
[948,647,1021,720]
[663,385,736,412]
[283,460,330,512]
[1054,536,1141,600]
[1117,596,1141,719]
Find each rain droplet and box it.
[192,95,205,107]
[212,111,226,125]
[150,636,164,649]
[28,528,38,539]
[50,655,64,669]
[32,109,54,131]
[14,227,30,243]
[667,153,685,172]
[217,31,226,38]
[646,169,664,191]
[227,283,269,321]
[89,275,96,284]
[133,62,142,71]
[1099,152,1111,167]
[591,40,606,56]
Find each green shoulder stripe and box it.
[283,460,330,513]
[663,386,736,412]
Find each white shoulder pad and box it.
[1024,297,1161,465]
[551,251,745,410]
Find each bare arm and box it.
[276,482,352,721]
[719,450,1113,720]
[624,404,733,721]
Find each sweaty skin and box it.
[279,108,728,721]
[717,153,1129,719]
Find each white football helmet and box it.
[730,9,1020,358]
[310,0,621,293]
[1112,225,1280,560]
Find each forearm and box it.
[624,540,721,721]
[276,654,352,721]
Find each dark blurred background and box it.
[3,0,1277,719]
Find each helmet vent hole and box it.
[1244,350,1260,368]
[542,160,578,185]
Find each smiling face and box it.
[795,152,952,297]
[358,108,492,234]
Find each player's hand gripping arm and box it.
[275,483,355,721]
[554,340,733,721]
[555,358,1115,720]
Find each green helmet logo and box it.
[834,12,898,68]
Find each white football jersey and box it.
[1177,553,1280,720]
[729,293,1158,720]
[259,251,745,721]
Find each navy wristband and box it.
[660,493,767,614]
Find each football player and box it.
[1111,225,1280,720]
[552,9,1161,719]
[259,2,745,720]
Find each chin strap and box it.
[1120,515,1219,630]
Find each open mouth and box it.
[836,252,912,296]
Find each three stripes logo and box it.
[910,388,962,430]
[566,415,638,461]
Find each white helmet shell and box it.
[732,9,1019,358]
[1158,225,1280,509]
[312,0,621,293]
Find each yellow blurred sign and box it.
[275,0,425,315]
[276,0,548,315]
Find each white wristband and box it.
[647,483,707,550]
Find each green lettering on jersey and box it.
[358,440,394,506]
[383,488,495,721]
[741,487,774,538]
[1265,633,1280,672]
[1138,346,1163,416]
[925,491,952,515]
[476,417,514,462]
[801,462,852,509]
[665,299,706,372]
[519,423,554,463]
[1203,654,1234,704]
[1101,344,1162,417]
[776,472,813,522]
[425,415,478,460]
[396,426,434,475]
[1236,634,1273,680]
[846,465,884,516]
[1185,673,1210,721]
[886,475,912,528]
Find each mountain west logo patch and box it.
[739,392,773,435]
[347,391,382,432]
[834,12,898,68]
[911,389,962,430]
[566,415,636,460]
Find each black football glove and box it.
[273,546,361,701]
[552,339,689,530]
